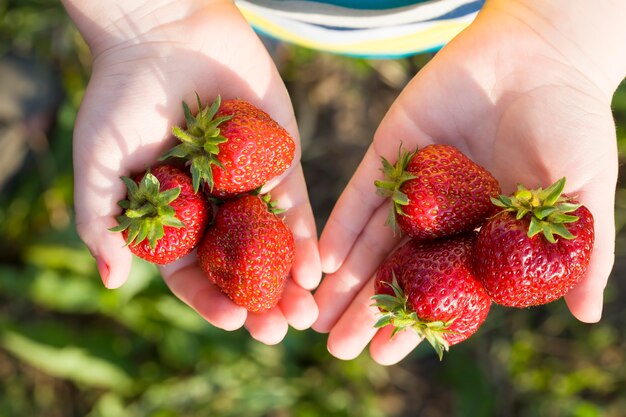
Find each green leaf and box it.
[159,187,181,205]
[391,326,406,337]
[425,320,447,329]
[142,173,160,196]
[124,220,139,244]
[158,204,176,218]
[374,179,395,193]
[162,215,185,228]
[134,222,150,247]
[23,245,96,276]
[117,199,131,209]
[550,213,580,224]
[556,202,582,213]
[29,270,100,313]
[374,315,394,329]
[125,202,155,218]
[423,330,446,361]
[389,275,405,300]
[491,196,509,208]
[183,100,195,127]
[160,143,191,160]
[533,206,557,220]
[386,206,400,235]
[120,176,138,196]
[516,207,530,220]
[550,223,576,240]
[528,217,543,238]
[380,156,394,175]
[148,222,165,248]
[190,160,204,193]
[206,94,221,120]
[542,223,557,243]
[109,218,130,233]
[370,294,402,312]
[542,177,566,206]
[211,115,233,128]
[171,125,199,144]
[392,189,410,206]
[0,329,133,391]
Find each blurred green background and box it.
[1,1,625,416]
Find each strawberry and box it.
[161,95,296,197]
[110,165,211,265]
[474,177,594,307]
[375,144,501,239]
[197,194,295,313]
[372,233,491,359]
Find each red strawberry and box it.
[161,95,296,197]
[375,144,500,239]
[110,165,211,265]
[197,194,295,313]
[372,233,491,359]
[474,177,594,307]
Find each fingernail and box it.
[96,256,110,288]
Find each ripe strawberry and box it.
[372,233,491,359]
[110,165,211,265]
[161,95,296,197]
[474,177,594,307]
[375,144,500,239]
[197,194,295,313]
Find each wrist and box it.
[483,0,626,97]
[61,0,235,58]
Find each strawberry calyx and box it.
[160,94,232,193]
[244,187,286,216]
[371,275,456,361]
[491,177,581,243]
[260,192,287,216]
[109,172,185,249]
[374,145,418,233]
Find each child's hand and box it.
[63,0,321,344]
[314,0,625,364]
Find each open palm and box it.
[69,2,321,344]
[315,8,618,364]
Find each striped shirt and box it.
[235,0,485,58]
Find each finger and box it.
[313,202,399,333]
[369,325,422,366]
[266,165,322,290]
[564,174,617,323]
[325,278,379,360]
[245,307,289,345]
[160,257,248,331]
[278,279,319,330]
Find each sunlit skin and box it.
[62,0,626,362]
[61,0,321,345]
[315,0,626,364]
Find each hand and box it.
[64,0,321,344]
[314,1,624,364]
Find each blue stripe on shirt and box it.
[298,0,429,9]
